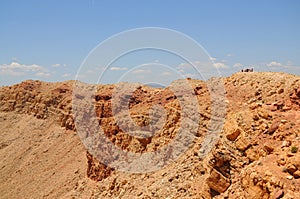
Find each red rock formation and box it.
[1,72,300,198]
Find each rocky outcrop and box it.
[0,72,299,198]
[86,151,114,181]
[0,80,75,130]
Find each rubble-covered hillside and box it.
[0,72,299,199]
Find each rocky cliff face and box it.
[0,72,299,198]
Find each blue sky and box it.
[0,0,299,85]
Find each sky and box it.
[0,0,299,86]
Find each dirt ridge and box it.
[0,72,300,198]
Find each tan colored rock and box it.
[273,189,284,199]
[226,126,242,141]
[241,172,269,199]
[286,175,293,180]
[293,170,300,179]
[286,164,297,174]
[0,73,300,199]
[246,148,260,161]
[86,151,114,182]
[287,155,300,169]
[258,110,271,120]
[264,144,274,154]
[235,133,251,151]
[206,169,230,193]
[277,157,286,166]
[281,140,291,148]
[268,120,280,134]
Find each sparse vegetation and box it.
[291,146,298,153]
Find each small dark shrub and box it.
[291,146,298,153]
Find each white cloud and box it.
[36,72,51,77]
[86,69,95,73]
[286,61,293,66]
[178,69,185,73]
[0,62,46,76]
[110,67,128,71]
[226,54,233,57]
[132,69,151,74]
[267,61,282,67]
[183,73,196,78]
[177,62,190,69]
[176,60,216,78]
[0,62,43,71]
[161,72,172,76]
[52,63,67,67]
[233,63,244,68]
[178,60,229,70]
[139,63,157,67]
[62,73,71,78]
[194,60,202,65]
[52,63,61,67]
[0,68,24,76]
[209,57,216,61]
[177,61,204,70]
[213,62,228,69]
